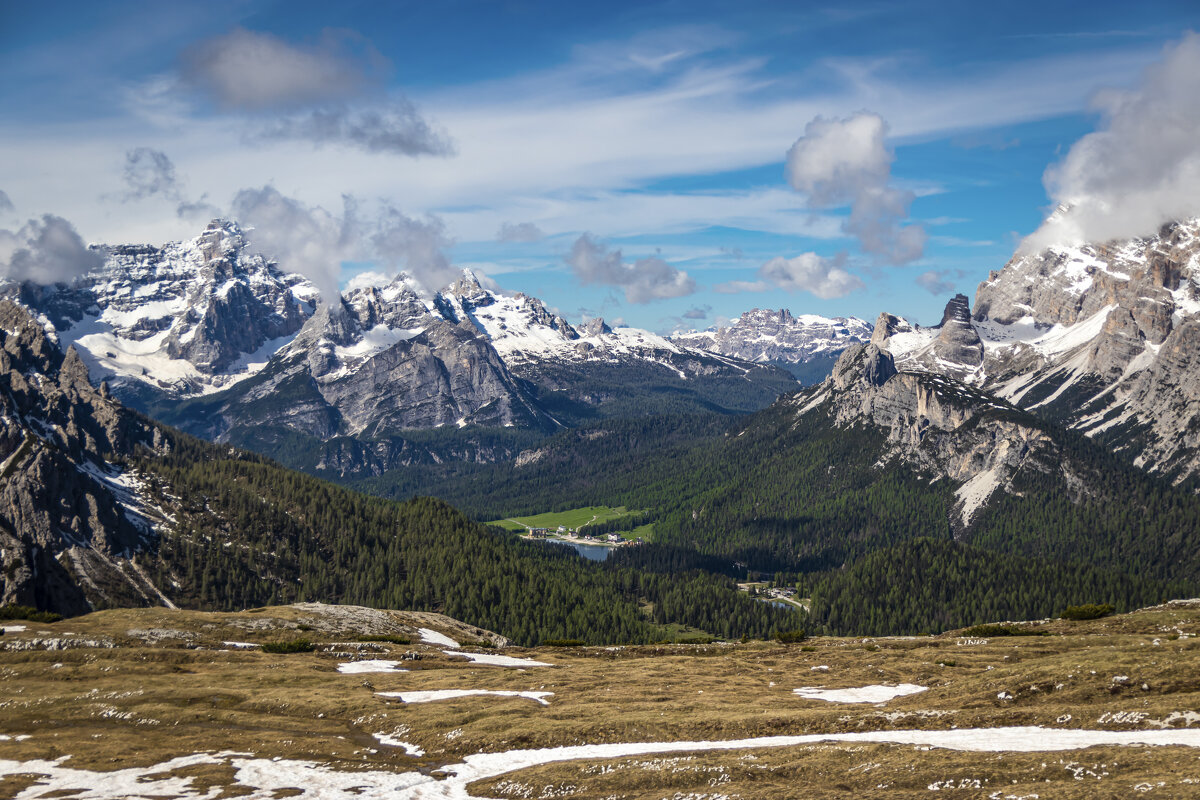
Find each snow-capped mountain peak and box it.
[5,219,318,399]
[870,216,1200,482]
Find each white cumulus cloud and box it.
[715,252,863,299]
[0,215,106,284]
[785,112,925,264]
[1026,32,1200,250]
[566,234,696,304]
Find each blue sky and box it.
[2,1,1199,331]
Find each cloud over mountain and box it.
[786,112,925,265]
[1026,32,1200,250]
[230,186,458,301]
[182,27,385,111]
[566,234,696,304]
[916,269,956,295]
[0,215,105,284]
[497,222,545,243]
[181,28,452,157]
[122,147,181,201]
[717,252,863,299]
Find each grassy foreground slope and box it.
[2,601,1200,797]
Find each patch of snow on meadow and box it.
[793,684,927,703]
[445,651,553,667]
[377,689,554,706]
[8,728,1200,798]
[221,641,258,649]
[1,625,26,633]
[374,733,425,756]
[418,627,459,648]
[337,659,409,674]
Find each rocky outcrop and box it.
[931,294,984,369]
[0,301,171,614]
[799,342,1062,529]
[869,312,913,348]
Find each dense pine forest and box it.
[327,393,1200,637]
[130,432,801,646]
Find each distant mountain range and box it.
[3,220,798,473]
[7,214,1200,488]
[672,308,871,383]
[0,298,794,640]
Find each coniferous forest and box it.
[132,432,801,646]
[326,395,1200,637]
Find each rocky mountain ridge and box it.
[6,222,797,472]
[0,300,175,612]
[870,218,1200,483]
[794,341,1067,528]
[3,220,318,403]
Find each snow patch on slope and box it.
[954,466,1002,526]
[8,727,1200,798]
[793,684,927,704]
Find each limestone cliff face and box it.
[799,343,1061,529]
[973,220,1200,481]
[866,219,1200,483]
[0,301,171,614]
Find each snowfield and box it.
[418,628,460,648]
[374,733,425,757]
[336,659,409,674]
[793,684,928,703]
[445,651,553,668]
[5,727,1200,799]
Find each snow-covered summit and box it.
[5,219,317,399]
[437,272,709,371]
[872,216,1200,481]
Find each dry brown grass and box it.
[1,600,1199,796]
